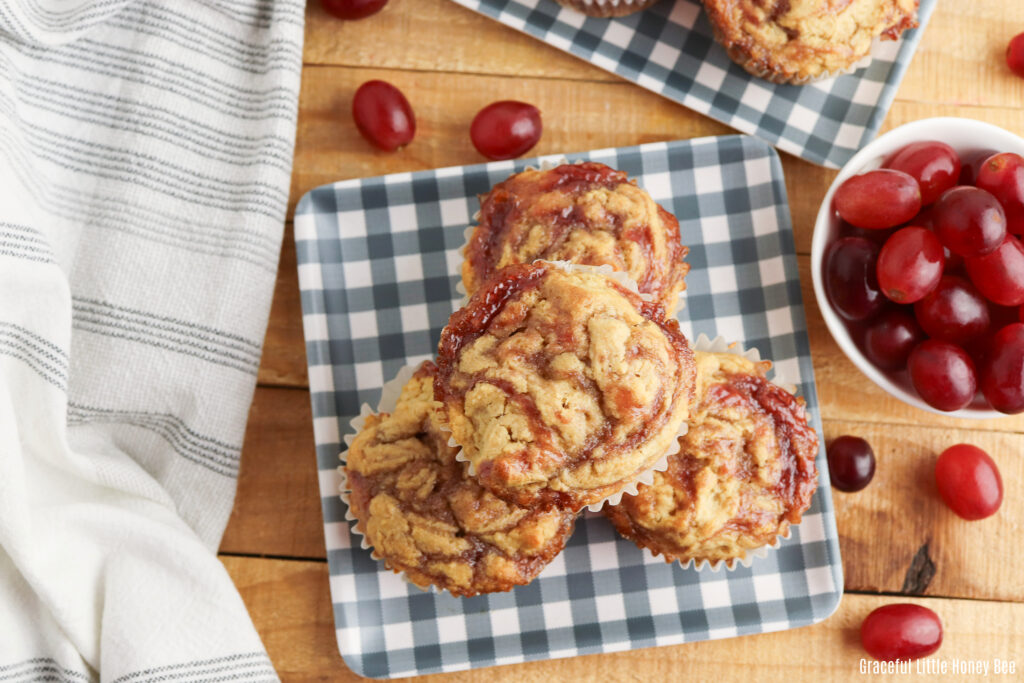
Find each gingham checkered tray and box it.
[294,136,843,679]
[450,0,936,168]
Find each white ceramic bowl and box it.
[811,117,1024,419]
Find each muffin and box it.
[344,362,576,596]
[702,0,919,84]
[435,261,697,511]
[553,0,662,17]
[463,162,689,314]
[604,349,819,567]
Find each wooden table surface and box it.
[219,2,1024,680]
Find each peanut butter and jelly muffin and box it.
[462,162,689,314]
[702,0,919,84]
[553,0,661,18]
[345,362,575,596]
[604,350,819,566]
[436,261,696,511]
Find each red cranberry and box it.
[861,604,943,661]
[470,101,542,161]
[935,444,1003,520]
[827,436,876,492]
[322,0,388,20]
[1007,32,1024,79]
[352,80,415,152]
[980,322,1024,414]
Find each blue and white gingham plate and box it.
[449,0,936,168]
[295,136,843,679]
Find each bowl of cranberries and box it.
[812,117,1024,417]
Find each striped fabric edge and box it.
[67,403,243,478]
[0,657,95,683]
[0,321,68,391]
[70,296,264,375]
[108,652,277,683]
[0,220,54,263]
[0,0,304,44]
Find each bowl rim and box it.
[810,116,1024,420]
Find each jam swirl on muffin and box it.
[345,362,576,596]
[437,261,696,511]
[604,350,819,566]
[462,162,689,313]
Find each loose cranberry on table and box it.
[1007,31,1024,79]
[470,101,542,161]
[352,80,415,152]
[863,308,923,370]
[935,444,1003,520]
[975,152,1024,235]
[908,340,977,412]
[981,322,1024,414]
[885,141,960,206]
[913,275,990,346]
[965,235,1024,307]
[861,604,943,662]
[933,186,1006,257]
[827,436,876,492]
[876,227,944,304]
[322,0,388,20]
[834,169,921,229]
[824,237,885,321]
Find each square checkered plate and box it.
[450,0,936,168]
[294,136,843,679]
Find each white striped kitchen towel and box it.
[0,1,304,680]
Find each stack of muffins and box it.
[342,161,820,597]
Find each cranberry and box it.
[876,227,944,304]
[352,80,415,152]
[965,236,1024,306]
[908,340,977,412]
[470,101,542,161]
[825,238,885,321]
[933,186,1006,257]
[935,444,1003,520]
[322,0,388,20]
[863,308,924,370]
[913,275,990,346]
[975,152,1024,235]
[980,322,1024,414]
[834,169,922,229]
[1007,31,1024,79]
[827,436,876,492]
[885,141,960,206]
[861,604,943,661]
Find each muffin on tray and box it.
[462,162,689,314]
[604,349,819,567]
[702,0,919,84]
[553,0,663,18]
[436,261,696,512]
[344,362,576,596]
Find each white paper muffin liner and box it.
[619,333,814,572]
[339,362,437,592]
[443,260,690,514]
[455,157,687,314]
[554,0,660,18]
